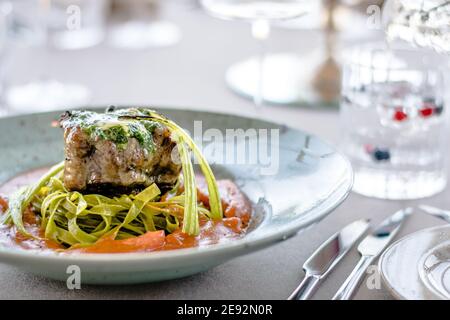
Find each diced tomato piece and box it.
[0,196,8,213]
[197,178,252,226]
[71,230,166,254]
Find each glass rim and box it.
[343,41,445,72]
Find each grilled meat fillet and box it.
[60,108,181,193]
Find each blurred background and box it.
[0,0,385,135]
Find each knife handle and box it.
[332,255,373,300]
[287,274,321,300]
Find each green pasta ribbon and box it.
[32,174,193,247]
[118,110,224,235]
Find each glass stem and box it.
[251,19,270,107]
[40,0,50,46]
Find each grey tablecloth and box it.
[0,3,447,300]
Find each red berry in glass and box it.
[420,102,434,117]
[393,107,407,122]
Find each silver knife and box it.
[288,219,370,300]
[332,208,412,300]
[418,205,450,224]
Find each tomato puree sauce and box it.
[0,176,252,254]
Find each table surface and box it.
[0,3,447,300]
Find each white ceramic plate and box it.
[379,225,450,300]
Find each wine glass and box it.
[200,0,313,107]
[106,0,181,49]
[4,0,92,114]
[0,1,12,116]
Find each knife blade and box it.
[332,207,412,300]
[287,219,370,300]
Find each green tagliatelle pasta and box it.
[17,169,211,248]
[1,161,66,237]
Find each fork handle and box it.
[332,255,373,300]
[287,274,321,300]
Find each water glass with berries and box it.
[340,43,448,199]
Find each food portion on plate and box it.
[61,108,182,194]
[0,108,252,254]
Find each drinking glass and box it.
[200,0,313,106]
[4,0,92,114]
[340,43,448,199]
[9,0,107,50]
[0,1,12,116]
[383,0,450,54]
[47,0,108,50]
[107,0,181,49]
